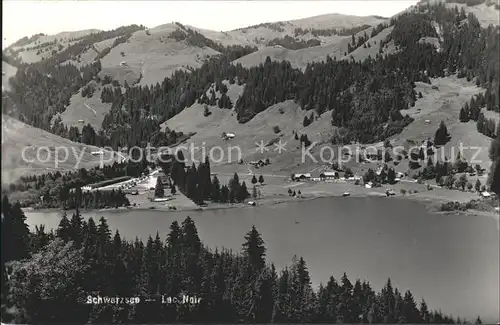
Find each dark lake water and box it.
[25,197,499,322]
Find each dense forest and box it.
[293,23,375,37]
[1,199,464,324]
[164,153,251,205]
[266,36,321,50]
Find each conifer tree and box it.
[242,226,266,272]
[229,173,240,203]
[238,181,250,202]
[420,299,430,323]
[56,213,72,242]
[489,132,500,195]
[211,175,221,202]
[69,212,84,248]
[434,121,451,146]
[402,290,421,323]
[155,177,164,198]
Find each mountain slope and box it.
[98,23,221,87]
[51,81,112,131]
[3,4,499,185]
[4,29,101,64]
[2,60,17,92]
[1,114,121,184]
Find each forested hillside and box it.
[2,25,145,129]
[86,2,499,145]
[1,199,460,324]
[2,1,499,167]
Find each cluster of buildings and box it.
[290,172,362,182]
[249,159,270,168]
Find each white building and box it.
[320,171,338,179]
[222,132,235,140]
[291,173,311,181]
[480,191,491,198]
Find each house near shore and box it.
[291,173,311,181]
[320,171,338,180]
[480,191,491,198]
[250,159,270,168]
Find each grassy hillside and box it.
[232,20,389,69]
[395,76,492,170]
[3,5,498,187]
[233,0,499,69]
[3,13,391,130]
[51,81,113,131]
[163,95,336,175]
[162,74,491,181]
[2,60,17,92]
[99,24,221,87]
[1,114,121,184]
[232,40,346,70]
[60,37,118,68]
[4,29,101,64]
[186,13,386,49]
[343,26,397,61]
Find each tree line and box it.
[1,200,464,324]
[458,93,499,138]
[3,160,148,208]
[166,152,250,205]
[293,23,376,38]
[266,35,321,50]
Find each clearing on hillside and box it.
[233,24,388,69]
[53,82,113,130]
[395,76,493,170]
[2,60,17,92]
[2,114,121,184]
[99,24,221,87]
[163,98,337,174]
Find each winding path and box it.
[84,102,97,116]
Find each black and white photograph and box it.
[1,0,499,323]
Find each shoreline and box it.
[22,183,498,219]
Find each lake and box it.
[25,197,499,322]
